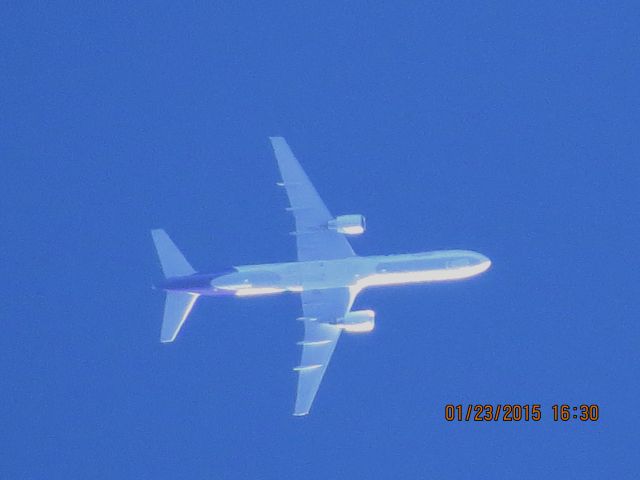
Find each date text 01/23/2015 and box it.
[444,404,600,422]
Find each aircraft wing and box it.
[270,137,355,261]
[293,287,357,416]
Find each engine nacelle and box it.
[334,309,375,333]
[328,214,366,235]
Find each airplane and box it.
[151,137,491,416]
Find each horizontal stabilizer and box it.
[161,292,199,343]
[151,229,195,278]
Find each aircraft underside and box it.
[151,137,491,415]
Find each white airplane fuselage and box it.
[159,249,491,298]
[152,137,493,415]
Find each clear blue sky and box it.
[2,2,638,478]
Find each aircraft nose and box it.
[477,253,492,271]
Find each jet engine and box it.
[328,214,366,235]
[334,309,375,333]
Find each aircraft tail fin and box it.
[161,291,199,343]
[151,229,195,278]
[151,229,198,342]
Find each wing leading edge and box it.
[294,288,356,416]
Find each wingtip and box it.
[292,411,309,417]
[150,228,166,240]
